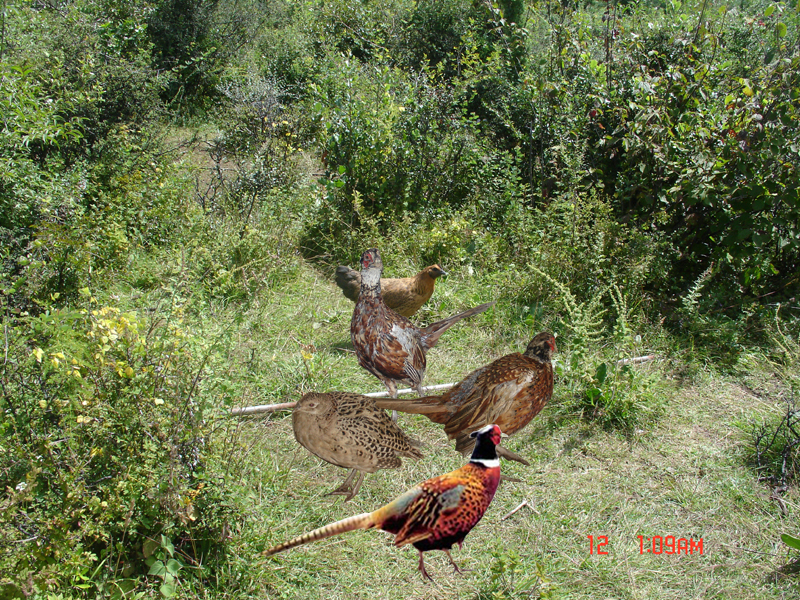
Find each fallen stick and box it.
[229,382,456,416]
[616,354,655,366]
[229,402,298,416]
[500,500,529,521]
[231,355,656,416]
[363,382,455,398]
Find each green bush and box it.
[0,298,233,597]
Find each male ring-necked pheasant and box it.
[261,423,503,580]
[376,332,556,463]
[292,391,423,501]
[351,248,494,399]
[335,263,447,317]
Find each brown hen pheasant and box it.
[335,263,447,317]
[262,424,503,580]
[376,332,556,462]
[351,248,494,399]
[292,392,423,501]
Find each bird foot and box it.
[326,469,364,502]
[444,550,469,575]
[418,550,435,582]
[325,487,356,502]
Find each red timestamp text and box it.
[638,535,703,555]
[586,535,704,555]
[587,535,609,555]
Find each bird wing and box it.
[443,354,542,436]
[375,478,467,547]
[335,393,424,461]
[353,297,425,382]
[369,321,425,381]
[380,272,433,317]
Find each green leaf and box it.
[159,582,176,598]
[143,538,159,559]
[160,535,174,557]
[148,560,166,578]
[595,362,608,386]
[781,533,800,550]
[776,22,787,38]
[165,559,183,576]
[764,5,775,16]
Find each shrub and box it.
[0,296,233,597]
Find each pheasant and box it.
[375,332,556,463]
[351,248,494,400]
[335,263,447,318]
[261,423,503,580]
[292,392,424,501]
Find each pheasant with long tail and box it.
[261,424,503,580]
[375,332,557,464]
[351,248,494,399]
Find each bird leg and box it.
[326,469,365,502]
[418,550,434,582]
[443,550,470,575]
[383,379,399,421]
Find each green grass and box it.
[170,257,799,600]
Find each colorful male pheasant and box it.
[261,423,504,580]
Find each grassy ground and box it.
[195,259,799,600]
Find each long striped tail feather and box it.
[261,512,374,557]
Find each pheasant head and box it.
[293,392,336,419]
[423,265,447,280]
[524,332,557,362]
[359,248,383,290]
[468,423,502,465]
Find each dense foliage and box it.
[1,0,798,597]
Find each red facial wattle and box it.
[490,425,502,447]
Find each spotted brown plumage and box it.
[375,332,557,462]
[351,248,494,399]
[335,263,447,317]
[261,424,503,580]
[292,392,424,501]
